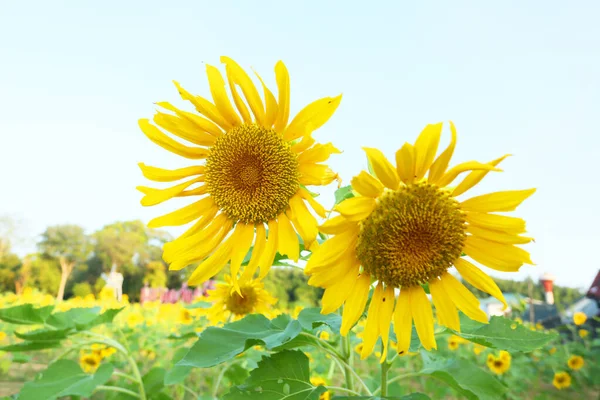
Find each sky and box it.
[0,1,598,290]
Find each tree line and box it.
[0,216,583,308]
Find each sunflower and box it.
[486,351,511,375]
[579,329,589,338]
[204,275,277,324]
[567,355,584,370]
[79,352,101,374]
[305,122,535,360]
[138,57,341,291]
[552,372,571,390]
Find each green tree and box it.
[38,225,91,301]
[144,261,168,288]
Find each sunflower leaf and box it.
[447,315,557,352]
[222,350,326,400]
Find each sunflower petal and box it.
[465,236,534,269]
[341,273,371,335]
[221,57,265,125]
[437,161,502,188]
[228,223,255,293]
[274,61,290,133]
[205,64,241,127]
[298,142,341,164]
[439,273,488,324]
[319,215,357,235]
[298,164,339,186]
[378,285,396,363]
[429,278,460,331]
[428,121,457,183]
[408,286,437,350]
[351,171,384,198]
[363,147,400,190]
[361,283,383,359]
[465,212,526,234]
[148,197,215,228]
[298,187,327,218]
[395,143,416,184]
[289,194,318,249]
[461,189,536,212]
[153,112,217,146]
[163,214,229,262]
[291,135,316,153]
[277,213,299,262]
[393,288,412,356]
[172,81,231,131]
[284,95,342,141]
[452,154,511,197]
[156,102,223,137]
[454,257,507,309]
[305,228,359,273]
[321,267,359,314]
[253,69,278,128]
[139,119,209,159]
[258,220,279,279]
[308,255,357,288]
[466,225,533,244]
[188,237,235,286]
[138,163,204,183]
[138,177,203,206]
[413,122,443,180]
[240,223,266,283]
[334,197,376,221]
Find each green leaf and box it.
[18,360,113,400]
[334,185,355,205]
[76,307,124,330]
[164,348,192,386]
[1,341,63,352]
[46,307,101,329]
[11,353,32,364]
[297,308,341,333]
[143,367,166,394]
[14,328,73,342]
[0,304,54,325]
[223,350,326,400]
[178,314,301,368]
[185,301,212,309]
[420,356,506,400]
[449,315,557,352]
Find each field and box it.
[0,288,598,400]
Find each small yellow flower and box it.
[486,352,511,375]
[535,322,544,330]
[292,305,304,319]
[447,335,464,351]
[548,347,557,355]
[573,312,586,326]
[552,371,571,390]
[0,331,7,342]
[354,343,364,355]
[579,329,589,338]
[567,355,584,370]
[318,331,330,341]
[79,353,101,374]
[514,317,523,324]
[178,308,194,325]
[310,377,331,400]
[126,312,145,328]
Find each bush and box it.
[72,282,93,298]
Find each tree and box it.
[38,225,91,301]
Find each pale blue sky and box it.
[1,1,598,289]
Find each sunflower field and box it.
[2,52,599,400]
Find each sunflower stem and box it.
[341,334,353,391]
[380,347,390,397]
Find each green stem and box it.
[114,370,138,383]
[96,385,141,398]
[82,331,147,400]
[213,361,241,399]
[380,361,390,397]
[327,386,362,396]
[341,334,353,391]
[183,385,199,399]
[49,340,96,364]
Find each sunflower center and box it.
[225,285,258,315]
[493,360,503,368]
[356,182,466,288]
[84,357,98,366]
[205,124,299,224]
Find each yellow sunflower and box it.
[552,371,571,390]
[138,57,341,290]
[305,122,535,360]
[79,352,101,374]
[567,355,584,370]
[204,275,277,324]
[573,311,586,326]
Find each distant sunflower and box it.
[552,372,571,390]
[305,122,535,360]
[204,275,277,323]
[567,355,584,370]
[79,352,101,374]
[138,57,341,290]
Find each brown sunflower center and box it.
[493,360,504,368]
[556,376,565,383]
[225,285,259,315]
[356,182,466,288]
[205,124,299,224]
[83,357,98,366]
